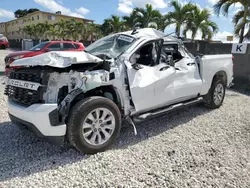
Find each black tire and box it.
[67,96,121,154]
[203,79,226,109]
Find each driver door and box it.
[126,39,176,112]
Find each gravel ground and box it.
[0,82,249,187]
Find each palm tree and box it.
[78,22,95,41]
[122,11,137,29]
[36,22,50,40]
[28,24,40,39]
[133,4,162,29]
[214,0,250,43]
[66,19,84,41]
[56,19,69,40]
[183,6,218,41]
[46,24,58,40]
[102,15,125,35]
[232,9,250,40]
[93,24,104,40]
[164,0,195,37]
[22,25,33,38]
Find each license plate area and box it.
[7,79,41,91]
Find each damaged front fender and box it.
[57,88,83,122]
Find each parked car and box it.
[4,41,85,75]
[0,36,9,49]
[4,28,233,154]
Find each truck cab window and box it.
[131,42,159,66]
[162,44,183,63]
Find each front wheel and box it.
[203,79,226,109]
[67,96,121,154]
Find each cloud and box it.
[117,0,168,14]
[132,0,168,8]
[0,8,15,19]
[207,0,217,5]
[212,31,239,42]
[208,0,242,8]
[118,0,133,14]
[76,7,90,15]
[34,0,89,18]
[57,0,63,5]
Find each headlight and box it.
[12,55,24,60]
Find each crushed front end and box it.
[4,52,113,145]
[5,68,67,145]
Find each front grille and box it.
[4,70,44,106]
[8,71,41,82]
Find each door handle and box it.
[187,63,196,66]
[159,66,170,71]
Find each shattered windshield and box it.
[85,34,136,59]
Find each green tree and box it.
[56,19,69,40]
[133,4,162,29]
[214,0,250,43]
[22,25,34,38]
[122,10,140,29]
[46,24,58,40]
[36,21,50,40]
[102,15,125,35]
[66,19,84,41]
[14,8,39,18]
[164,0,195,37]
[183,6,218,41]
[232,9,250,40]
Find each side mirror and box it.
[44,48,51,52]
[132,63,143,70]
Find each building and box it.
[0,11,94,40]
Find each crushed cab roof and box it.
[116,28,180,43]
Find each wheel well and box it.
[70,85,121,111]
[212,71,227,86]
[63,86,122,124]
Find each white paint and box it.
[232,43,248,54]
[8,100,66,136]
[200,54,234,95]
[6,28,234,137]
[10,51,103,68]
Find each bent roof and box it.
[118,28,180,42]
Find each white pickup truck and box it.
[5,28,233,154]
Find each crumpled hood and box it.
[10,51,103,68]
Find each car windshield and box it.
[85,34,136,59]
[29,42,48,51]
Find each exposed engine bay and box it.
[44,69,110,103]
[5,59,114,106]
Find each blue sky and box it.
[0,0,243,41]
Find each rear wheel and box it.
[203,79,226,109]
[67,96,121,154]
[1,45,6,49]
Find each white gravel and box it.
[0,85,249,188]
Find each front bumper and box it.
[8,100,67,145]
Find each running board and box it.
[133,97,204,122]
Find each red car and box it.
[0,37,9,49]
[5,41,85,75]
